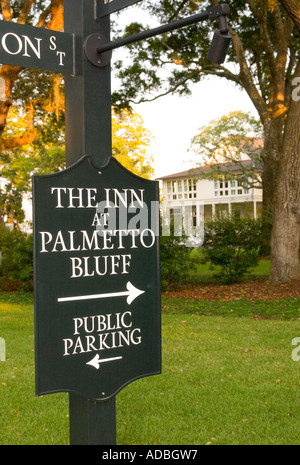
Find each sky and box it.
[111,5,258,180]
[131,79,257,179]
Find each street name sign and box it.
[33,156,161,401]
[96,0,143,18]
[0,20,75,74]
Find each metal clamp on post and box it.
[84,4,231,67]
[84,33,112,67]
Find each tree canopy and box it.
[113,0,300,283]
[189,110,263,188]
[0,1,154,227]
[0,0,299,282]
[0,0,64,149]
[112,109,154,178]
[113,0,299,124]
[0,106,153,226]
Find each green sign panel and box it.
[0,20,75,74]
[33,157,161,401]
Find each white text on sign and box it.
[0,32,66,66]
[39,187,158,279]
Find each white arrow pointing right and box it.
[57,281,145,304]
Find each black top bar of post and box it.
[96,4,230,54]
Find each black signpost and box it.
[0,0,231,445]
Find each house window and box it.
[178,180,182,199]
[166,180,180,199]
[237,180,244,195]
[172,181,177,199]
[183,178,197,199]
[166,182,171,200]
[214,176,251,197]
[166,178,197,200]
[192,205,197,227]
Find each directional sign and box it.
[96,0,143,18]
[33,156,161,401]
[0,20,75,74]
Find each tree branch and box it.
[229,26,269,122]
[46,0,64,31]
[0,0,12,22]
[0,130,37,150]
[37,5,51,28]
[131,68,202,103]
[249,1,277,88]
[17,0,34,25]
[279,0,300,31]
[37,0,63,30]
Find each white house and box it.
[158,159,263,246]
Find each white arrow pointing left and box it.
[57,281,145,304]
[86,354,122,370]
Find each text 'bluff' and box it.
[39,187,157,278]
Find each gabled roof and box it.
[157,159,263,180]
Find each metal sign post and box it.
[36,0,160,445]
[64,0,112,169]
[33,157,161,445]
[36,0,161,445]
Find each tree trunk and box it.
[0,0,64,142]
[279,0,300,31]
[260,117,284,256]
[269,79,300,283]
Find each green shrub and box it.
[0,225,33,288]
[160,229,196,291]
[202,216,262,284]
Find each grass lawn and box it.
[0,292,299,445]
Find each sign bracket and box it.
[84,4,231,67]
